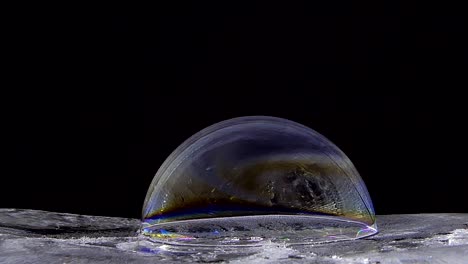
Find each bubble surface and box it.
[141,116,377,245]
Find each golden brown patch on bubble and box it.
[145,159,351,222]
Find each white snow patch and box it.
[229,241,310,263]
[424,229,468,246]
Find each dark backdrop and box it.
[3,3,467,219]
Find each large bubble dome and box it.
[141,116,377,246]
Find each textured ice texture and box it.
[142,116,376,243]
[1,209,468,263]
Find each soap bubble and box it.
[141,116,377,246]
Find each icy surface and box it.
[1,209,468,263]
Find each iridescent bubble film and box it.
[141,116,377,245]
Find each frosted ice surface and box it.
[1,209,468,263]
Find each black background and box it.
[3,2,467,219]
